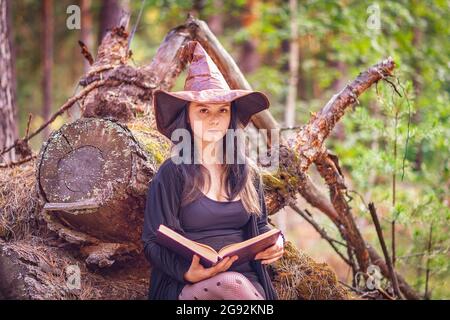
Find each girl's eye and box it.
[220,109,228,113]
[199,108,208,113]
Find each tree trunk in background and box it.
[207,0,223,35]
[81,0,94,74]
[330,60,347,92]
[312,61,322,99]
[69,0,94,121]
[192,0,206,18]
[279,0,299,236]
[0,0,18,163]
[237,0,261,73]
[412,26,423,171]
[284,0,299,129]
[41,0,53,141]
[98,0,129,45]
[296,36,308,100]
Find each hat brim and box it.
[153,88,270,139]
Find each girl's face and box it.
[188,101,231,143]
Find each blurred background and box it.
[3,0,449,298]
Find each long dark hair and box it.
[166,100,262,216]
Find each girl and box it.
[142,41,285,300]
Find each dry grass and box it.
[0,160,42,240]
[271,241,356,300]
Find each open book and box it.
[155,224,281,268]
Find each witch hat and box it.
[152,40,270,139]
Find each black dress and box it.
[179,192,266,299]
[141,157,279,300]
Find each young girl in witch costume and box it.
[142,41,285,300]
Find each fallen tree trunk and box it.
[0,15,418,300]
[35,115,173,267]
[37,117,164,244]
[0,236,149,299]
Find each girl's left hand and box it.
[254,234,284,264]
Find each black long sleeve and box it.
[141,159,192,283]
[256,181,273,235]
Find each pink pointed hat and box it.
[152,40,270,139]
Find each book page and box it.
[158,225,219,262]
[218,228,280,257]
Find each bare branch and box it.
[368,202,403,299]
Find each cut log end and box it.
[36,118,158,244]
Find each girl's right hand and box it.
[183,254,238,283]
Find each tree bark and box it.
[98,0,126,45]
[81,0,94,74]
[41,0,53,140]
[314,151,370,273]
[0,0,18,163]
[314,150,420,300]
[278,0,299,238]
[284,0,299,130]
[0,237,149,299]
